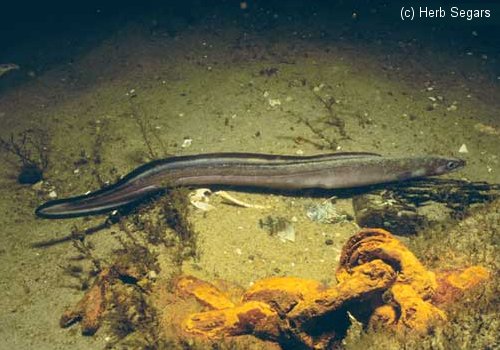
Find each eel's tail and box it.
[35,183,162,219]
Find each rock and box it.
[18,164,43,184]
[31,181,44,191]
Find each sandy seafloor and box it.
[0,3,499,349]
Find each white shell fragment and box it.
[188,188,269,211]
[189,188,215,211]
[277,224,296,243]
[216,191,270,209]
[458,144,469,153]
[306,198,349,224]
[181,138,192,148]
[259,216,296,243]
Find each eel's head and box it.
[427,156,466,176]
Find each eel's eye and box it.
[446,161,458,169]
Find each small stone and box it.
[268,98,281,107]
[458,144,468,153]
[325,239,334,245]
[48,190,58,199]
[18,164,43,184]
[31,181,43,191]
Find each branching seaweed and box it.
[390,178,500,218]
[312,90,347,138]
[70,228,105,273]
[298,116,340,150]
[116,220,160,278]
[106,272,162,349]
[354,178,500,234]
[56,186,201,346]
[292,83,351,150]
[89,119,109,187]
[0,128,49,184]
[161,188,199,264]
[129,97,169,160]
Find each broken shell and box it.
[306,199,349,224]
[215,191,269,209]
[189,188,215,211]
[277,224,295,242]
[181,138,193,148]
[259,216,295,242]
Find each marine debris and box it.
[58,223,492,348]
[175,229,489,348]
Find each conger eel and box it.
[35,152,465,218]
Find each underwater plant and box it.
[0,128,49,184]
[129,97,169,161]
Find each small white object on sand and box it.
[181,138,192,148]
